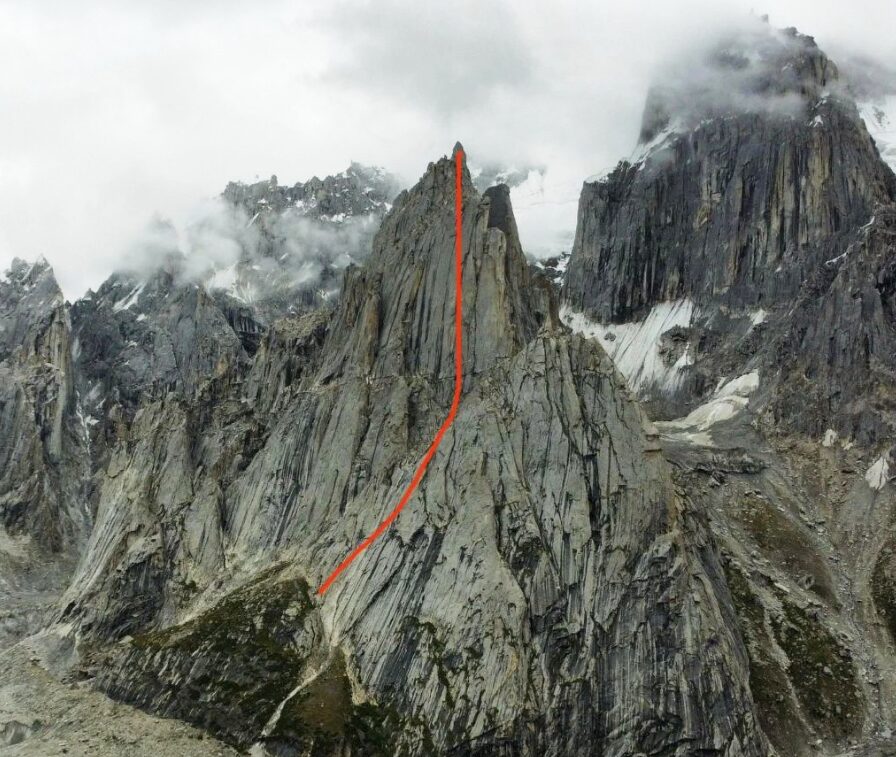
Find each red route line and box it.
[316,149,465,597]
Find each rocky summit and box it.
[2,16,896,757]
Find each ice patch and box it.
[866,455,890,491]
[561,300,695,394]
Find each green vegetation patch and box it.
[266,650,402,756]
[722,560,809,755]
[118,566,314,747]
[771,596,864,741]
[115,567,413,755]
[871,537,896,644]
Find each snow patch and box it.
[860,97,896,171]
[207,263,238,293]
[825,250,850,267]
[822,429,838,448]
[561,300,695,395]
[749,308,768,327]
[716,371,759,398]
[659,370,759,434]
[112,282,145,312]
[630,121,680,165]
[866,455,890,491]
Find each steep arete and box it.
[44,149,769,755]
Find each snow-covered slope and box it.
[860,97,896,171]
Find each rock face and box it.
[0,259,88,648]
[33,152,769,755]
[563,23,894,320]
[563,19,896,444]
[0,259,87,548]
[8,18,896,757]
[562,19,896,756]
[69,261,251,475]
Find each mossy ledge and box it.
[93,565,403,754]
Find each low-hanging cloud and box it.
[119,196,382,303]
[639,18,842,142]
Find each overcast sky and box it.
[2,0,895,297]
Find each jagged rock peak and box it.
[2,255,58,290]
[320,146,556,382]
[564,20,896,325]
[1,256,66,359]
[561,17,896,449]
[222,161,401,220]
[640,17,841,143]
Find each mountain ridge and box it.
[2,18,896,757]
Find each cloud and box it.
[120,197,381,301]
[315,1,536,116]
[638,18,834,141]
[1,1,895,295]
[835,53,896,100]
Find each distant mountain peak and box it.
[638,19,841,145]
